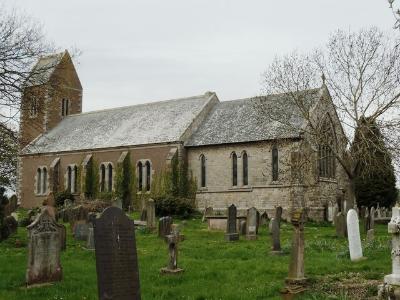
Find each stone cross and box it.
[271,217,282,254]
[146,199,156,230]
[225,204,239,241]
[378,206,400,298]
[160,232,184,274]
[93,206,141,300]
[158,216,173,239]
[246,207,258,240]
[286,209,307,286]
[26,208,63,285]
[346,209,364,261]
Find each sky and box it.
[3,0,397,112]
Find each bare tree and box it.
[257,27,400,207]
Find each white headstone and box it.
[327,204,334,222]
[346,209,363,261]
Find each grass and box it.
[0,211,392,300]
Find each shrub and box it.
[55,191,75,207]
[154,196,195,218]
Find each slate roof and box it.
[185,88,323,147]
[23,94,214,154]
[25,51,66,87]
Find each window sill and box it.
[228,186,252,192]
[319,177,337,183]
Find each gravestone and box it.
[225,204,239,241]
[364,209,370,233]
[275,206,283,228]
[246,207,258,240]
[271,217,282,254]
[239,220,246,235]
[146,199,156,230]
[335,212,347,238]
[26,208,63,285]
[366,229,374,243]
[158,216,173,239]
[202,207,213,222]
[269,218,275,235]
[140,208,147,222]
[346,209,364,261]
[378,206,400,298]
[60,224,66,251]
[332,204,338,225]
[160,232,184,274]
[86,227,95,250]
[370,207,375,230]
[259,211,269,226]
[73,220,90,241]
[327,203,334,222]
[94,206,141,300]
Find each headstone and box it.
[73,220,90,241]
[160,232,184,274]
[335,212,347,237]
[269,218,275,235]
[370,207,375,229]
[332,204,338,225]
[225,204,239,241]
[246,207,258,240]
[346,209,364,261]
[146,199,156,230]
[202,207,213,222]
[94,206,141,300]
[259,211,268,226]
[378,206,400,298]
[327,204,334,222]
[271,217,282,254]
[239,220,246,235]
[158,216,173,239]
[60,224,66,251]
[26,209,63,285]
[275,206,283,228]
[86,227,95,250]
[364,209,370,233]
[140,208,147,222]
[366,229,374,243]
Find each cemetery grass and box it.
[0,212,391,300]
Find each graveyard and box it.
[0,208,393,300]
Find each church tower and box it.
[19,50,82,149]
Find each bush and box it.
[154,196,195,218]
[55,191,75,207]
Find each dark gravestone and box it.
[60,224,66,251]
[275,206,283,228]
[225,204,239,241]
[239,220,247,235]
[94,207,141,300]
[73,221,90,241]
[259,211,269,226]
[271,218,282,254]
[158,217,173,239]
[335,212,347,238]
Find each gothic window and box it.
[107,163,113,192]
[243,151,248,186]
[29,98,38,118]
[232,152,238,186]
[200,154,206,188]
[318,116,336,179]
[272,145,279,181]
[67,166,72,193]
[42,167,47,194]
[61,99,70,117]
[36,168,42,194]
[71,165,78,194]
[145,161,151,191]
[100,164,106,192]
[137,161,143,191]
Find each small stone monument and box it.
[146,199,156,230]
[26,208,63,285]
[366,229,374,243]
[271,217,282,254]
[158,216,173,239]
[378,206,400,298]
[246,207,258,240]
[370,207,375,230]
[73,220,90,241]
[259,211,268,226]
[160,232,184,274]
[239,220,246,235]
[60,224,66,251]
[86,226,95,250]
[268,218,274,235]
[275,206,283,228]
[94,206,141,300]
[335,212,347,238]
[346,209,364,261]
[225,204,239,241]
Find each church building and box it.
[18,51,350,220]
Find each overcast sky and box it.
[4,0,396,112]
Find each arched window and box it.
[61,99,69,117]
[145,161,151,191]
[137,161,143,191]
[42,167,47,194]
[107,163,113,192]
[200,154,206,188]
[100,164,106,192]
[73,165,78,193]
[242,151,248,186]
[67,166,72,193]
[36,168,42,194]
[232,152,238,186]
[318,116,336,179]
[272,146,279,181]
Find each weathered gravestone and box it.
[346,209,364,261]
[239,220,246,235]
[259,211,269,226]
[246,207,258,240]
[269,218,274,235]
[140,208,147,222]
[93,206,141,300]
[271,217,282,254]
[366,229,374,243]
[73,220,90,241]
[60,224,66,251]
[370,207,375,230]
[202,206,213,222]
[160,232,184,274]
[158,216,173,239]
[146,199,156,230]
[335,212,347,238]
[275,206,283,228]
[225,204,239,241]
[86,227,95,250]
[26,208,63,285]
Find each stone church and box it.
[18,51,350,220]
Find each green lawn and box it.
[0,213,391,300]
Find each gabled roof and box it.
[185,87,324,147]
[22,93,215,154]
[25,51,66,88]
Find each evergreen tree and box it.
[352,117,398,208]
